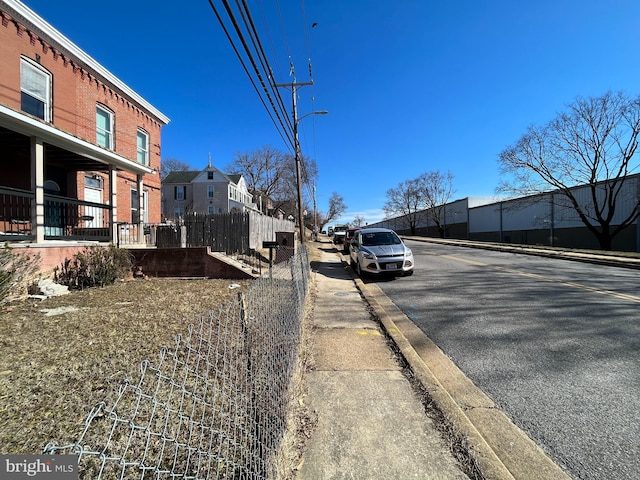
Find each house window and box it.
[131,189,139,223]
[131,189,148,223]
[20,57,51,121]
[174,207,184,217]
[208,185,214,198]
[175,186,186,201]
[84,175,101,189]
[208,205,215,214]
[207,171,214,180]
[96,105,114,149]
[137,129,149,165]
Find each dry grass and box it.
[0,277,252,454]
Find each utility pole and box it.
[276,77,313,243]
[313,182,317,240]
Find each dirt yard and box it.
[0,277,254,454]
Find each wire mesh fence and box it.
[44,245,310,480]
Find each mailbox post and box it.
[262,241,279,277]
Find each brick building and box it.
[0,0,169,268]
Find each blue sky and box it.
[21,0,640,226]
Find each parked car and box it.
[332,224,349,245]
[343,227,361,253]
[328,227,334,237]
[349,228,414,277]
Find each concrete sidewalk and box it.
[296,241,468,479]
[296,238,571,480]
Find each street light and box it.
[293,108,328,243]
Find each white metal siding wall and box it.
[376,176,639,242]
[502,197,552,231]
[469,204,501,233]
[443,199,469,226]
[553,179,640,228]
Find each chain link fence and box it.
[44,245,309,479]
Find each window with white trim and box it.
[20,57,51,121]
[137,129,149,165]
[208,205,215,214]
[96,105,114,149]
[208,185,214,198]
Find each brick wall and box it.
[0,7,164,223]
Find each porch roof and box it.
[0,105,154,175]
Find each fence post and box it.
[239,292,266,479]
[180,225,187,248]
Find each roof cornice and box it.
[1,0,170,125]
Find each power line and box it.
[208,0,324,196]
[206,0,294,150]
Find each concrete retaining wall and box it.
[129,247,256,280]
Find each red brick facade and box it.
[0,5,166,223]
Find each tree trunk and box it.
[596,225,613,250]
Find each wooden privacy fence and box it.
[247,212,295,250]
[185,212,249,252]
[157,212,295,253]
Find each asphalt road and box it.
[367,240,640,480]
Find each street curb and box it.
[402,236,640,270]
[336,250,571,480]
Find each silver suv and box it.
[349,228,414,277]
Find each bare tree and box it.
[498,91,640,250]
[160,158,191,180]
[226,146,319,218]
[352,215,366,227]
[226,146,287,202]
[383,178,424,235]
[321,192,347,230]
[419,170,456,238]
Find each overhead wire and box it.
[206,0,294,151]
[231,0,294,148]
[237,0,294,137]
[208,0,322,208]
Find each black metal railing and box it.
[0,187,34,240]
[0,187,112,242]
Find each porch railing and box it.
[0,186,34,240]
[0,187,112,242]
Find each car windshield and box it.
[361,232,401,246]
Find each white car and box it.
[349,228,414,277]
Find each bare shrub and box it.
[0,243,41,303]
[54,245,133,289]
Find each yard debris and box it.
[40,306,79,317]
[28,279,69,299]
[132,266,149,280]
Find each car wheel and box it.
[356,261,363,277]
[350,257,356,268]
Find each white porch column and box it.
[30,136,45,243]
[110,167,118,244]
